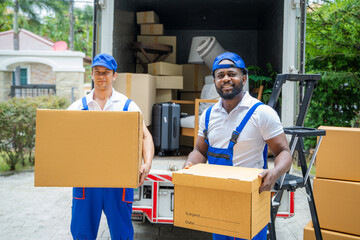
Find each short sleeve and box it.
[257,105,284,141]
[127,100,142,113]
[67,99,82,110]
[197,110,207,137]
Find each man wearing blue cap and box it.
[68,53,154,240]
[184,52,291,240]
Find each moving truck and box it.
[92,0,305,224]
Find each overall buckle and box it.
[230,131,239,144]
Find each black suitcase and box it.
[152,102,180,156]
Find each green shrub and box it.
[304,71,360,147]
[0,96,69,171]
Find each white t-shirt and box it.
[198,91,284,168]
[67,88,142,113]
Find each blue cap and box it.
[212,52,246,73]
[91,53,117,71]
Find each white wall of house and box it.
[0,50,85,103]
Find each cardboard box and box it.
[156,76,183,89]
[313,178,360,236]
[148,62,182,76]
[137,35,176,63]
[182,64,212,91]
[35,110,143,188]
[136,11,159,24]
[140,24,164,35]
[304,221,360,240]
[113,73,156,126]
[156,89,177,103]
[316,126,360,182]
[172,164,270,239]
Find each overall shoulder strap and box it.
[81,96,89,110]
[203,105,214,145]
[229,102,264,147]
[123,99,132,111]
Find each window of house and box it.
[12,66,31,85]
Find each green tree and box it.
[306,0,360,72]
[304,0,360,146]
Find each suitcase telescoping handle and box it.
[173,117,177,138]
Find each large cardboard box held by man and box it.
[35,110,143,188]
[316,126,360,182]
[313,178,360,236]
[172,164,270,239]
[303,221,360,240]
[113,73,156,126]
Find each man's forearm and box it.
[142,134,154,165]
[273,149,292,179]
[184,149,207,167]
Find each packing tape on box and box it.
[154,36,159,43]
[194,65,199,91]
[150,25,154,34]
[126,73,132,98]
[143,12,148,23]
[153,65,157,75]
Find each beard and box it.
[216,81,243,100]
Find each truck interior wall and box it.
[257,0,284,73]
[112,0,283,73]
[113,1,138,73]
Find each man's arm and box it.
[183,136,208,168]
[138,122,154,187]
[258,132,291,193]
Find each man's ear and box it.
[113,72,118,81]
[242,74,248,85]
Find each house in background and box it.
[0,29,57,86]
[0,29,91,102]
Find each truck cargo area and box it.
[110,0,284,73]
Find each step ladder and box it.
[266,74,325,240]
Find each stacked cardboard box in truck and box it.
[148,62,183,103]
[113,73,156,126]
[137,11,164,36]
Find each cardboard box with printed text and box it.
[35,110,143,188]
[172,164,270,239]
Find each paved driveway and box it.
[0,171,311,240]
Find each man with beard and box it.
[183,52,291,240]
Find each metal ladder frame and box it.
[266,74,324,240]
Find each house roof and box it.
[0,29,54,50]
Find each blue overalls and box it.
[204,102,268,240]
[70,97,134,240]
